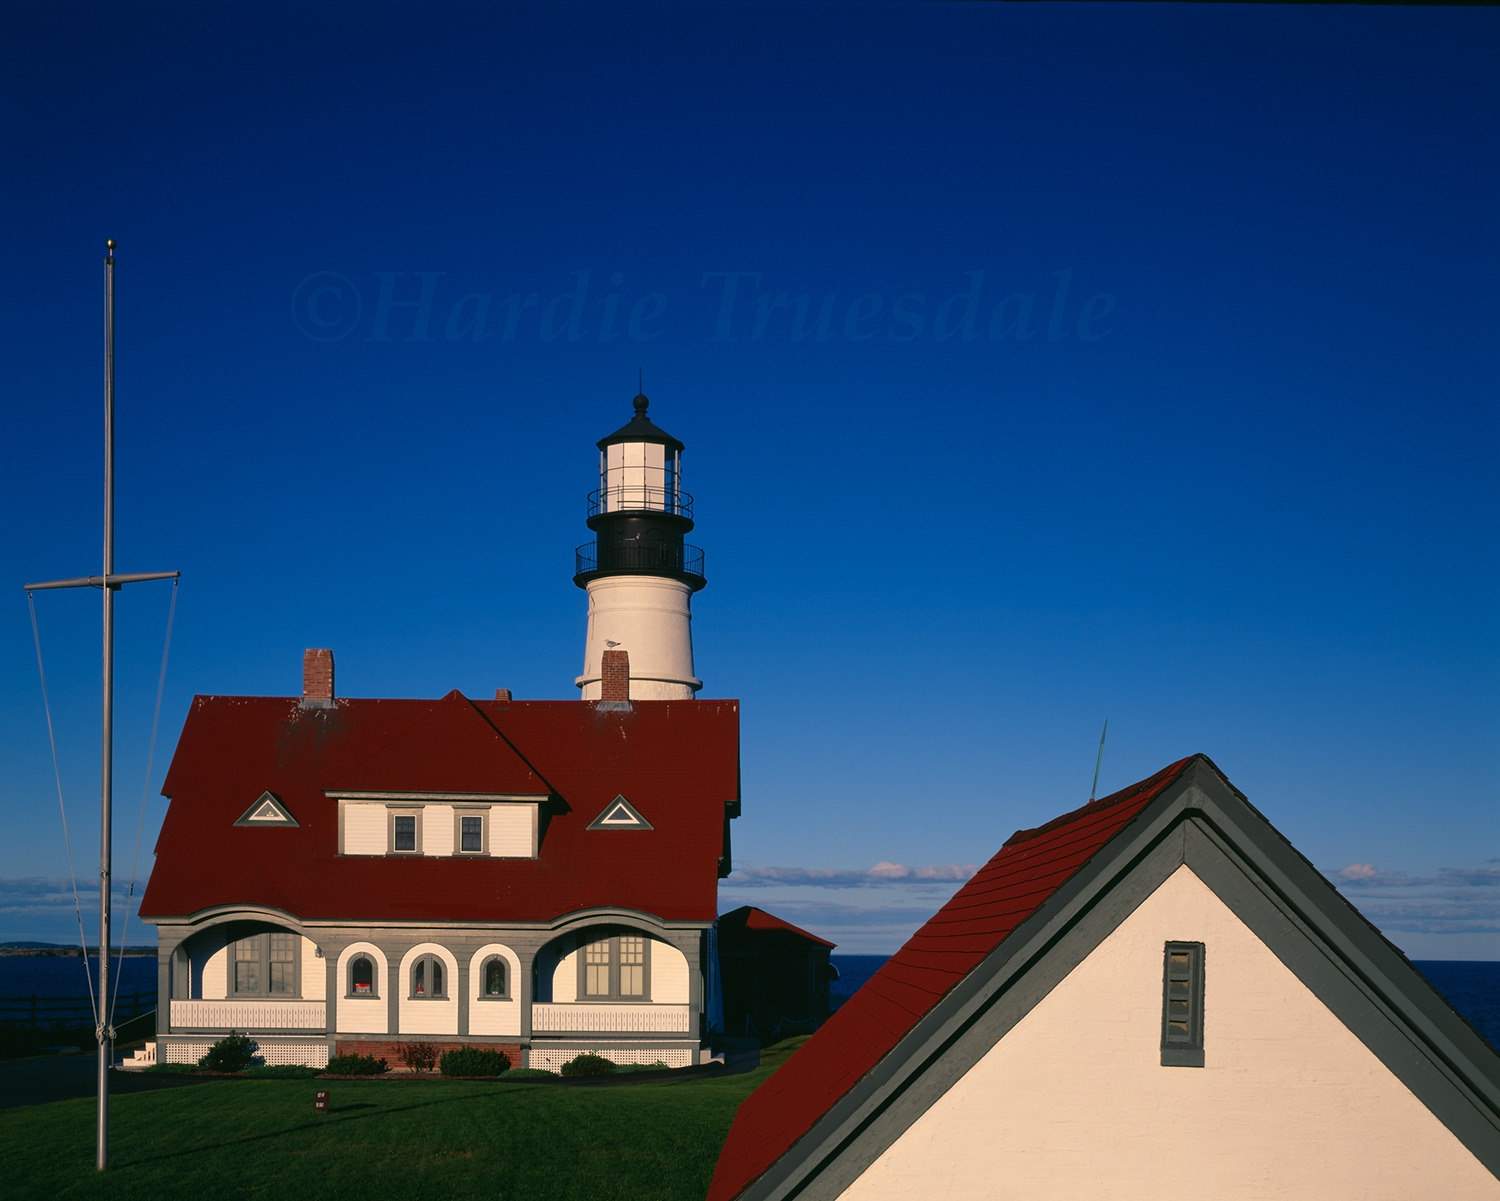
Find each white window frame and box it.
[453,807,489,855]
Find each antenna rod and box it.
[1088,718,1108,802]
[97,238,115,1171]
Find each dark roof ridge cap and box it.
[1002,753,1208,848]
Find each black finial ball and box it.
[633,393,648,416]
[105,239,115,251]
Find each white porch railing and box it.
[532,1003,691,1033]
[170,1000,326,1031]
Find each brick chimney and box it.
[302,648,335,708]
[494,688,512,704]
[599,648,631,709]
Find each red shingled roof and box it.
[708,757,1193,1201]
[140,692,738,925]
[719,906,837,949]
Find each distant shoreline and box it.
[0,946,155,958]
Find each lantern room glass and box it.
[599,443,681,514]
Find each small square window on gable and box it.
[234,791,299,827]
[586,795,654,831]
[1160,941,1205,1067]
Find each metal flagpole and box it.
[99,238,116,1169]
[98,238,116,1171]
[22,241,178,1171]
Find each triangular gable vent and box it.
[587,795,654,831]
[234,791,299,827]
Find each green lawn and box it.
[0,1042,802,1201]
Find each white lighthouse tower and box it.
[574,393,706,700]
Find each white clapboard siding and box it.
[424,805,454,856]
[202,943,227,999]
[552,945,578,1003]
[491,804,536,857]
[343,803,386,855]
[651,940,690,1003]
[171,1000,326,1030]
[337,996,388,1034]
[532,1004,691,1033]
[301,937,325,1000]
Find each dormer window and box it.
[455,810,488,854]
[389,810,421,854]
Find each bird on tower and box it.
[574,393,706,701]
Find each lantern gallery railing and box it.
[531,1003,692,1033]
[169,999,327,1031]
[575,541,705,579]
[588,485,693,519]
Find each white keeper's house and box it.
[139,394,739,1071]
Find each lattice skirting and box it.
[529,1046,693,1072]
[162,1040,328,1067]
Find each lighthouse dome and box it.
[597,393,685,452]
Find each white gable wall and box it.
[840,865,1499,1201]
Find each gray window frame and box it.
[409,953,448,1001]
[576,931,652,1002]
[346,953,379,1000]
[388,808,423,855]
[453,807,489,856]
[476,954,511,1001]
[231,931,301,998]
[1160,940,1206,1067]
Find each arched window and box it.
[411,954,446,1000]
[478,956,509,1000]
[348,955,377,998]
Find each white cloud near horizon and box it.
[1326,863,1500,935]
[724,862,979,889]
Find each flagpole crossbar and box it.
[24,571,179,592]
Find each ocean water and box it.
[831,955,1500,1051]
[0,957,158,1027]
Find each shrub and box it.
[198,1034,256,1073]
[439,1046,511,1077]
[323,1053,388,1076]
[245,1063,321,1079]
[559,1052,616,1077]
[397,1042,438,1072]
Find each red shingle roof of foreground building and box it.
[139,691,739,925]
[707,757,1193,1201]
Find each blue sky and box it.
[2,1,1496,955]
